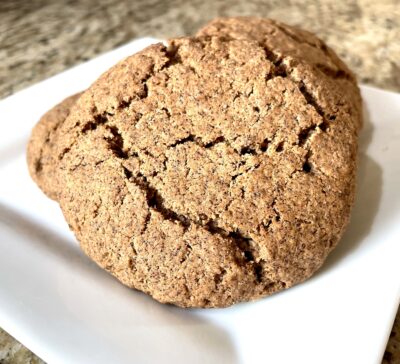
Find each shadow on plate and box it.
[318,101,383,274]
[0,203,238,364]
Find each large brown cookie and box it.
[197,17,362,128]
[27,17,361,308]
[27,93,82,200]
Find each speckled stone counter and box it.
[0,0,399,363]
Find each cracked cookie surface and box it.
[28,17,362,308]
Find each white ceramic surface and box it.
[0,38,399,364]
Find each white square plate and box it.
[0,38,399,364]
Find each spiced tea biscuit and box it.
[27,19,361,308]
[198,17,362,130]
[27,93,82,200]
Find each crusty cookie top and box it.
[45,19,361,307]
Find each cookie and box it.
[27,93,82,200]
[27,18,361,308]
[197,17,362,128]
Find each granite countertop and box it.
[0,0,399,363]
